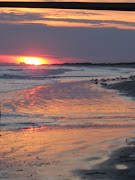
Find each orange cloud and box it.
[0,8,135,30]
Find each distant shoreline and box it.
[0,62,135,67]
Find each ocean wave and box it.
[7,68,23,71]
[0,74,42,79]
[1,122,135,131]
[0,68,72,80]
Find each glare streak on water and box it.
[0,65,135,131]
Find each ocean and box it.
[1,64,135,131]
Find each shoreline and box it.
[1,75,135,179]
[105,80,135,99]
[75,138,135,179]
[74,79,135,179]
[89,74,135,100]
[1,78,135,131]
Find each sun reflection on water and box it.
[23,126,48,131]
[1,81,135,130]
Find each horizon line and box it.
[0,62,135,66]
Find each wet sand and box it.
[74,79,135,180]
[1,127,135,180]
[1,80,135,180]
[106,80,135,99]
[75,139,135,180]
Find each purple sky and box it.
[0,1,135,64]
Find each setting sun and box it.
[25,57,41,65]
[18,56,49,65]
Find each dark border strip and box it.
[0,2,135,11]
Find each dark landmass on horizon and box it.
[0,62,135,67]
[58,62,135,67]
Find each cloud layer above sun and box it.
[0,7,135,30]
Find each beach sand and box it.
[74,80,135,180]
[1,80,135,180]
[75,139,135,180]
[1,127,135,180]
[106,80,135,99]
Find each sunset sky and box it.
[0,0,135,64]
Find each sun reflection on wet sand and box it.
[3,81,135,117]
[1,81,135,128]
[0,127,135,179]
[23,126,48,131]
[1,80,135,179]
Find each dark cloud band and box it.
[0,2,135,11]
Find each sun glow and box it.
[26,57,41,65]
[19,56,49,65]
